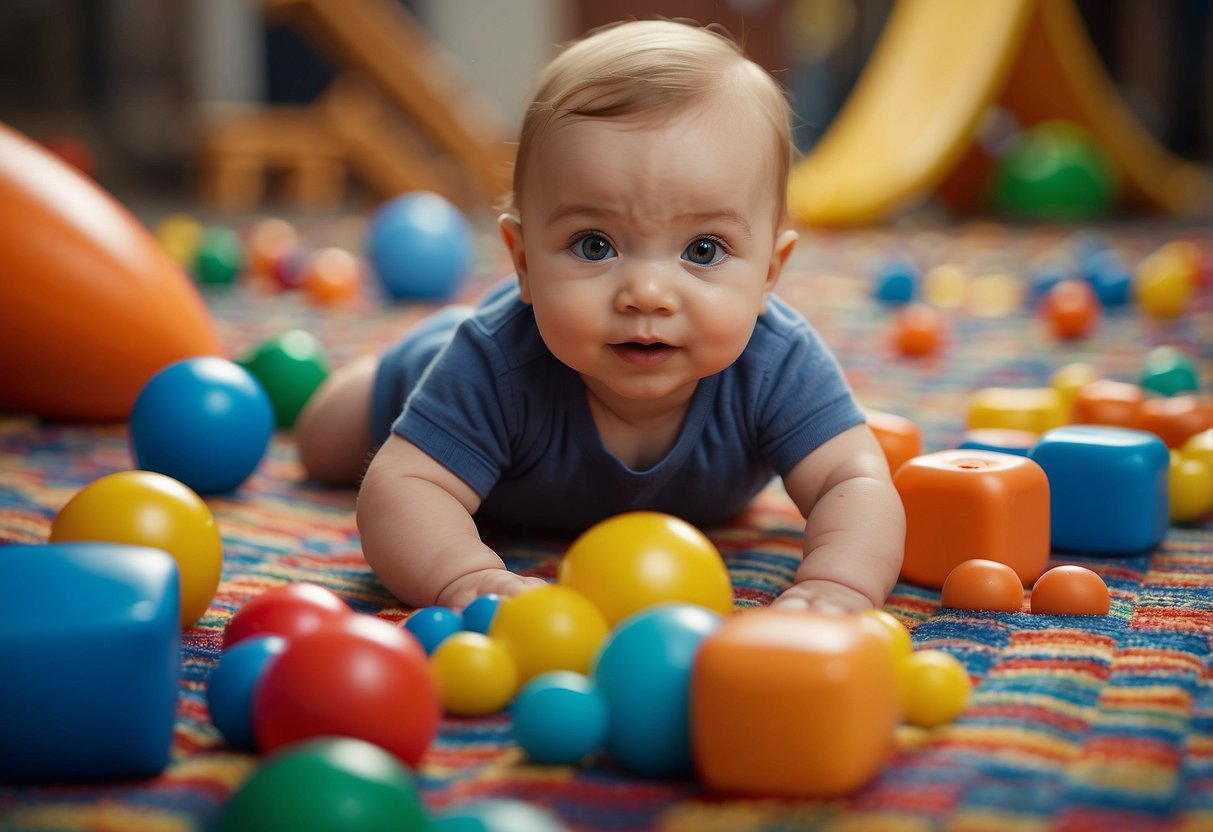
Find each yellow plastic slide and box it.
[788,0,1210,227]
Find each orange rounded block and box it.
[941,558,1025,612]
[894,450,1051,588]
[691,609,898,798]
[1029,565,1110,615]
[865,409,923,476]
[1071,380,1144,429]
[1136,394,1213,449]
[0,124,219,420]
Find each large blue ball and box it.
[591,604,723,777]
[367,192,474,301]
[207,635,288,750]
[130,357,274,494]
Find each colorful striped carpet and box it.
[1,219,1211,831]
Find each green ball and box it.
[991,120,1117,221]
[237,330,330,428]
[1140,345,1200,397]
[195,227,246,285]
[220,737,431,832]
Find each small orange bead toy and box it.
[941,559,1025,612]
[1029,565,1110,616]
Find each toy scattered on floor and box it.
[1051,362,1099,412]
[1138,394,1213,449]
[1071,379,1144,429]
[593,604,723,777]
[0,123,220,421]
[968,386,1067,435]
[237,331,331,429]
[367,191,474,301]
[223,581,352,649]
[154,213,205,267]
[301,246,363,306]
[900,649,972,729]
[990,120,1117,221]
[871,258,917,305]
[194,226,247,285]
[557,511,734,627]
[1038,278,1100,340]
[129,356,274,494]
[958,428,1036,456]
[511,671,609,766]
[404,605,465,654]
[430,631,519,717]
[692,609,901,797]
[461,593,501,634]
[488,584,609,684]
[891,302,946,357]
[865,408,924,476]
[1140,346,1200,398]
[1135,242,1197,318]
[430,798,572,832]
[1029,565,1111,615]
[246,217,300,281]
[49,469,222,627]
[0,542,180,782]
[254,612,440,766]
[207,635,288,750]
[1170,450,1213,524]
[219,736,429,832]
[941,558,1025,612]
[1082,248,1132,306]
[895,450,1051,588]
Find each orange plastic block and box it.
[865,409,923,476]
[967,387,1067,434]
[894,450,1051,588]
[691,609,898,798]
[1071,380,1144,428]
[1136,394,1213,448]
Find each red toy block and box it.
[894,450,1051,588]
[691,609,899,798]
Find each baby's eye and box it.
[572,234,615,262]
[683,237,726,266]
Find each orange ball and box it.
[247,217,299,279]
[940,558,1024,612]
[302,247,362,306]
[1029,565,1110,616]
[1039,279,1099,340]
[892,303,945,357]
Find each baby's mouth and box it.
[610,341,677,365]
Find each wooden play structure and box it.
[198,0,514,213]
[788,0,1212,226]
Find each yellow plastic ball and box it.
[861,608,913,661]
[1169,450,1213,524]
[429,632,519,716]
[153,213,204,268]
[49,470,223,627]
[1181,429,1213,470]
[558,511,733,627]
[1050,362,1099,412]
[901,649,971,728]
[1134,248,1194,318]
[489,585,609,685]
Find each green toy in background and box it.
[990,120,1118,221]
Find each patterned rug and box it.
[1,217,1211,831]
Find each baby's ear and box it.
[762,228,799,305]
[498,214,530,302]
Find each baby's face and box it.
[507,99,794,414]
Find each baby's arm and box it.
[775,423,906,613]
[357,435,545,609]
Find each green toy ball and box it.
[990,120,1117,221]
[1140,345,1200,398]
[237,330,330,428]
[195,226,246,285]
[219,737,430,832]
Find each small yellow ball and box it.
[901,649,971,728]
[1169,451,1213,524]
[430,632,519,716]
[489,585,609,685]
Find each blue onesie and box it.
[371,280,864,533]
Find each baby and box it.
[297,19,905,614]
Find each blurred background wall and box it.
[0,0,1209,205]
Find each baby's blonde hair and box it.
[506,19,793,223]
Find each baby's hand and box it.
[771,579,873,615]
[436,568,547,611]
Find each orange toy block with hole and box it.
[864,409,923,476]
[894,450,1051,588]
[968,387,1068,435]
[1136,394,1213,449]
[691,609,899,798]
[1071,379,1144,428]
[0,124,220,421]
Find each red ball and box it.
[223,582,352,649]
[1039,279,1099,340]
[253,614,441,766]
[892,303,945,357]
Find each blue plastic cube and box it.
[1029,425,1170,555]
[0,542,180,782]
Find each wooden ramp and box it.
[788,0,1211,227]
[199,0,514,212]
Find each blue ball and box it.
[130,357,274,494]
[462,593,501,635]
[871,259,917,305]
[591,604,723,777]
[367,192,474,301]
[402,606,463,654]
[207,635,288,750]
[1083,249,1132,307]
[430,799,571,832]
[511,671,608,765]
